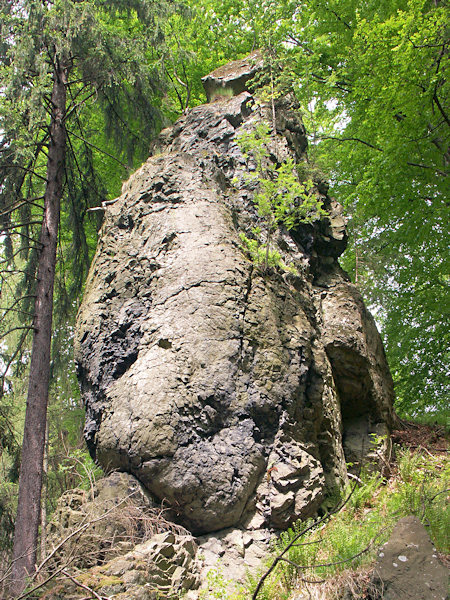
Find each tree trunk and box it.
[10,61,67,597]
[40,421,49,563]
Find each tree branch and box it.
[252,479,360,599]
[1,221,43,232]
[279,527,386,571]
[406,161,447,176]
[61,570,112,600]
[0,198,45,218]
[319,135,383,151]
[1,165,47,183]
[432,92,450,129]
[328,8,352,29]
[0,326,34,340]
[66,129,130,169]
[14,565,68,600]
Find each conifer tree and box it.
[0,1,173,594]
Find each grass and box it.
[202,445,448,600]
[259,446,449,600]
[407,411,449,429]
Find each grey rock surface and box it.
[196,526,272,589]
[201,50,263,102]
[75,65,395,535]
[96,531,200,599]
[44,530,200,600]
[372,516,448,600]
[45,476,268,599]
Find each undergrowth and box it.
[407,411,449,429]
[204,447,448,600]
[254,447,449,600]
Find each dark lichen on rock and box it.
[74,55,395,540]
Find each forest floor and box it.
[391,419,449,455]
[253,418,449,600]
[390,419,449,573]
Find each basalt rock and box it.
[372,516,448,600]
[201,50,263,102]
[46,472,160,569]
[75,56,395,536]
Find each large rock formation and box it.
[75,56,395,536]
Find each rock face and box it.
[201,50,263,102]
[75,56,395,536]
[44,472,268,599]
[44,530,199,600]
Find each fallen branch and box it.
[279,527,387,571]
[252,478,360,600]
[34,491,139,576]
[15,565,67,600]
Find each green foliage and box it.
[282,0,449,417]
[239,232,283,269]
[410,410,449,430]
[52,448,102,497]
[394,448,449,549]
[237,122,325,270]
[46,322,103,506]
[252,447,449,599]
[0,0,446,576]
[0,474,18,552]
[0,0,173,568]
[159,0,263,114]
[199,568,247,600]
[346,470,383,512]
[177,0,449,417]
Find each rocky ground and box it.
[31,422,447,600]
[391,420,449,455]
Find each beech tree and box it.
[0,0,173,594]
[282,0,449,416]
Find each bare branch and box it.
[66,129,129,169]
[0,326,34,339]
[14,565,68,600]
[1,221,43,232]
[1,165,48,183]
[164,65,185,114]
[0,198,44,218]
[286,34,314,55]
[328,8,352,29]
[34,491,140,577]
[61,570,112,600]
[406,161,447,176]
[252,479,360,599]
[432,92,450,129]
[0,229,43,245]
[319,135,383,151]
[279,528,386,570]
[65,89,98,122]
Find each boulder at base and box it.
[75,55,395,535]
[372,516,448,600]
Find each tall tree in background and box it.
[283,0,449,416]
[0,0,172,594]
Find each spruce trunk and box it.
[10,63,67,597]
